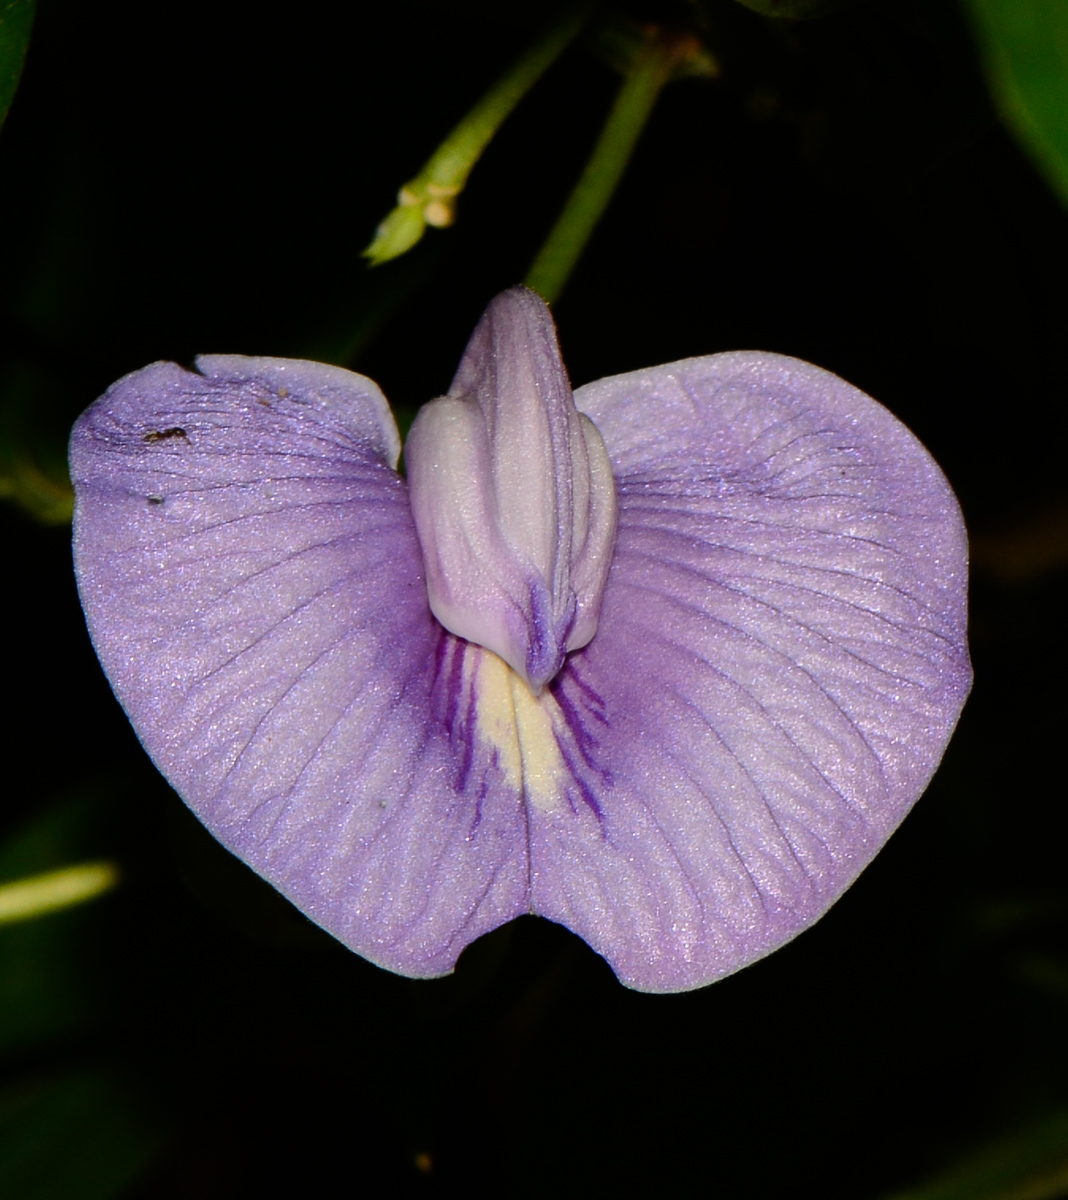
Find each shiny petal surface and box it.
[526,352,971,992]
[70,356,529,976]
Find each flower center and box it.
[406,287,618,692]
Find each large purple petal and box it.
[526,352,971,992]
[70,356,529,976]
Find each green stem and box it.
[364,3,597,265]
[524,30,679,305]
[421,3,597,195]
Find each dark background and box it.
[1,1,1066,1195]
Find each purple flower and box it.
[70,287,970,992]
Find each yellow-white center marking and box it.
[468,647,567,812]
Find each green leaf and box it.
[0,796,115,1054]
[962,0,1068,207]
[0,366,74,525]
[0,453,73,523]
[0,0,36,130]
[0,863,119,927]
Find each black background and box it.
[1,1,1066,1195]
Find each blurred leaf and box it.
[0,365,74,524]
[0,454,73,524]
[962,0,1068,207]
[729,0,857,18]
[0,1070,161,1200]
[0,793,109,881]
[0,0,35,129]
[0,862,119,926]
[0,919,100,1053]
[0,796,115,1054]
[880,1109,1068,1200]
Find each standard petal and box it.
[70,356,529,976]
[527,352,971,992]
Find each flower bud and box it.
[406,287,617,691]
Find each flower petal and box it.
[526,352,971,992]
[70,356,529,976]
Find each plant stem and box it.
[364,3,597,265]
[524,29,681,305]
[421,3,598,197]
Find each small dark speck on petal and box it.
[143,427,189,443]
[146,493,164,505]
